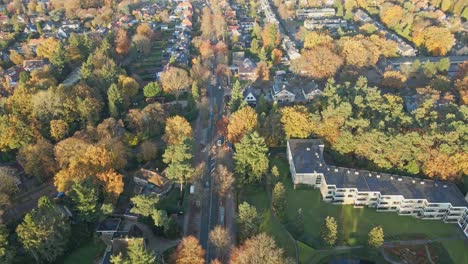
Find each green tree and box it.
[437,58,450,72]
[163,139,194,191]
[237,202,260,242]
[250,38,260,54]
[229,80,245,112]
[130,194,169,230]
[126,239,156,264]
[320,216,338,247]
[272,182,286,221]
[368,226,384,248]
[69,179,99,222]
[143,82,162,98]
[191,81,200,102]
[107,83,124,118]
[234,132,269,184]
[16,197,71,263]
[0,225,13,264]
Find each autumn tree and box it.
[54,139,125,193]
[9,50,24,65]
[115,28,131,55]
[321,216,338,247]
[95,169,123,203]
[214,164,235,198]
[230,233,286,264]
[227,106,257,143]
[455,77,467,105]
[303,31,333,49]
[280,105,314,139]
[338,36,380,67]
[132,34,151,54]
[17,139,57,181]
[50,119,69,141]
[209,226,231,261]
[216,115,229,137]
[413,26,455,56]
[368,226,384,248]
[137,140,158,163]
[160,67,191,100]
[380,4,403,28]
[136,23,154,40]
[291,46,343,79]
[271,48,283,65]
[171,236,205,264]
[16,197,71,263]
[0,167,19,211]
[237,202,260,242]
[163,115,192,145]
[261,23,281,48]
[381,70,407,89]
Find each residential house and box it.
[242,85,259,106]
[287,139,468,238]
[302,82,322,100]
[271,83,295,103]
[42,21,54,32]
[133,168,173,196]
[0,15,8,24]
[238,58,257,81]
[23,59,47,72]
[24,23,38,34]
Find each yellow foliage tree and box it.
[96,169,124,202]
[162,115,192,145]
[280,106,314,139]
[227,106,257,143]
[413,26,455,56]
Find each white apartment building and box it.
[287,139,468,238]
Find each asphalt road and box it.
[199,71,225,262]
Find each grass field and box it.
[240,156,468,263]
[63,239,106,264]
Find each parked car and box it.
[216,136,224,147]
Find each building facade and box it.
[287,139,468,238]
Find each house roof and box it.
[288,139,468,207]
[97,218,121,232]
[181,19,192,27]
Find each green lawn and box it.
[63,240,106,264]
[240,184,296,259]
[441,240,468,264]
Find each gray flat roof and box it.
[288,139,468,207]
